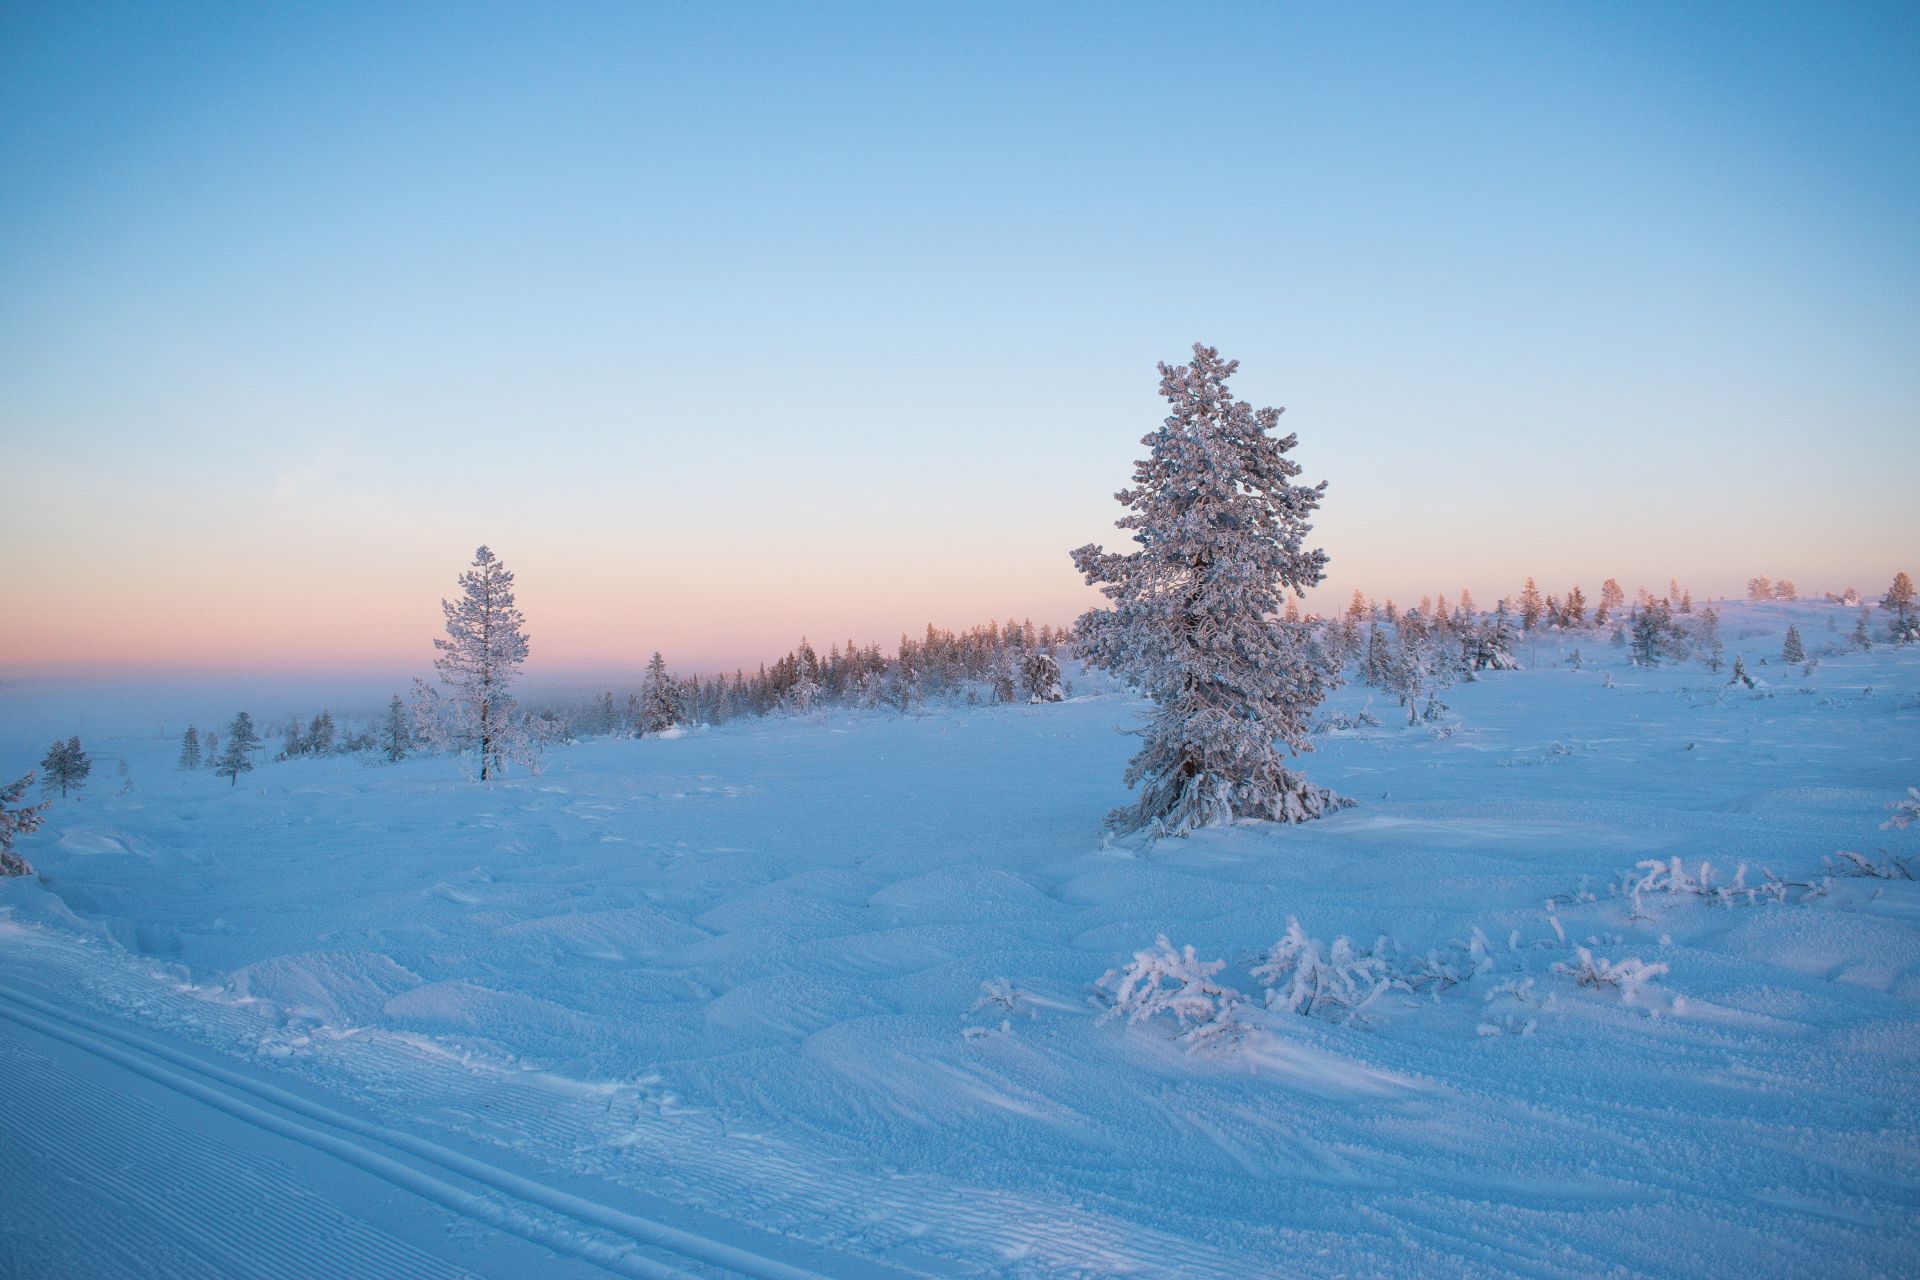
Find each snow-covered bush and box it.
[1096,935,1250,1054]
[1021,651,1065,703]
[1553,948,1667,1004]
[1251,920,1391,1020]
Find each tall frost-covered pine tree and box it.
[416,545,533,781]
[1072,344,1346,836]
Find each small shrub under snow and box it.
[1624,857,1827,916]
[1553,948,1667,1005]
[1096,936,1250,1055]
[1251,920,1392,1020]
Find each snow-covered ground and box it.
[3,600,1917,1278]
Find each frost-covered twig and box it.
[1829,849,1917,881]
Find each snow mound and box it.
[226,950,422,1027]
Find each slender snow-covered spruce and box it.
[415,545,533,781]
[383,695,413,763]
[1782,625,1805,665]
[1072,343,1346,837]
[1694,607,1724,672]
[1885,571,1916,643]
[215,711,261,786]
[178,727,201,771]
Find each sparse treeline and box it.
[152,614,1076,787]
[550,618,1073,742]
[1305,567,1916,713]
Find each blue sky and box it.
[2,2,1915,674]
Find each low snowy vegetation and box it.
[1625,857,1830,913]
[1251,920,1392,1020]
[1883,786,1920,831]
[1095,935,1251,1055]
[1552,948,1669,1004]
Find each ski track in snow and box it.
[0,980,910,1280]
[3,600,1920,1277]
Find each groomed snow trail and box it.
[0,979,919,1280]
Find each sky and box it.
[3,1,1916,680]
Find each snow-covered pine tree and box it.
[416,545,534,780]
[989,645,1017,703]
[383,695,413,763]
[1747,576,1772,601]
[307,711,336,756]
[1391,614,1433,725]
[1694,607,1724,672]
[177,726,201,771]
[216,711,260,786]
[1782,625,1805,664]
[1596,579,1624,625]
[1885,572,1916,642]
[1728,655,1755,688]
[1631,599,1673,666]
[1071,344,1345,835]
[1518,578,1543,631]
[1458,587,1476,620]
[39,737,90,799]
[1678,588,1692,614]
[1565,585,1587,626]
[0,771,48,876]
[1021,650,1065,703]
[1773,579,1797,601]
[638,651,683,732]
[1364,623,1393,686]
[1853,608,1873,651]
[1465,605,1520,672]
[784,644,822,715]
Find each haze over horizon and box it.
[5,2,1915,678]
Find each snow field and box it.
[2,599,1917,1277]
